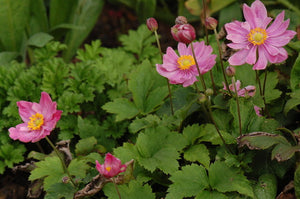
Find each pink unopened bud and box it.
[225,66,236,76]
[205,17,218,30]
[175,16,188,25]
[171,23,196,44]
[146,18,158,32]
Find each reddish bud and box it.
[205,17,218,30]
[146,18,158,32]
[171,23,196,44]
[225,66,236,76]
[175,16,188,25]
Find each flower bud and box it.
[175,16,188,25]
[198,93,207,103]
[205,88,214,96]
[146,18,158,32]
[171,23,196,44]
[205,17,218,30]
[225,66,236,76]
[62,176,69,184]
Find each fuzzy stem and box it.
[154,30,174,115]
[112,178,122,199]
[45,136,76,187]
[213,28,232,96]
[191,42,207,90]
[232,77,242,136]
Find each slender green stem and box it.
[112,178,122,199]
[206,98,234,154]
[213,28,232,96]
[202,0,209,44]
[232,77,242,136]
[45,136,76,187]
[191,43,207,91]
[154,30,174,115]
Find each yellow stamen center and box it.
[177,55,195,70]
[27,113,44,130]
[248,27,268,45]
[106,166,111,172]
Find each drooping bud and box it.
[205,17,218,30]
[198,93,207,103]
[146,17,158,32]
[171,23,196,44]
[175,16,188,25]
[205,88,214,96]
[225,66,236,76]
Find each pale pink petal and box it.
[263,43,280,56]
[266,30,297,47]
[238,85,256,97]
[17,101,35,122]
[254,105,262,117]
[253,46,268,70]
[228,49,249,66]
[227,42,249,50]
[268,19,290,37]
[266,11,285,33]
[178,42,189,55]
[245,46,257,65]
[243,4,257,28]
[227,34,248,44]
[9,123,38,143]
[251,0,268,20]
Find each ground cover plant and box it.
[0,0,299,198]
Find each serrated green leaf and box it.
[182,124,204,145]
[58,91,84,114]
[68,158,90,179]
[195,190,227,199]
[284,89,300,115]
[45,183,76,199]
[166,164,209,199]
[129,114,161,133]
[75,136,97,156]
[261,72,282,103]
[103,179,155,199]
[102,98,139,122]
[0,144,26,172]
[184,144,210,168]
[209,161,254,197]
[29,156,65,190]
[254,174,277,199]
[200,124,236,145]
[128,60,168,114]
[294,165,300,198]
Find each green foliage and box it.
[45,183,76,199]
[0,144,26,174]
[253,174,277,199]
[166,164,209,199]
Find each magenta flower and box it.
[156,42,216,87]
[95,153,127,178]
[223,80,256,97]
[225,0,296,70]
[8,92,62,143]
[254,105,262,117]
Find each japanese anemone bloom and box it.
[156,42,216,87]
[96,153,127,178]
[9,92,62,143]
[223,80,256,97]
[225,0,296,70]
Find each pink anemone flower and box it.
[96,153,127,178]
[225,0,296,70]
[156,41,216,87]
[8,92,62,143]
[223,80,256,97]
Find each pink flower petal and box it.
[17,101,35,122]
[245,46,257,65]
[266,11,285,33]
[178,42,190,56]
[243,4,257,28]
[251,0,268,20]
[228,49,249,66]
[266,30,297,47]
[253,46,268,70]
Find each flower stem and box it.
[191,42,207,91]
[45,136,76,187]
[202,0,209,44]
[232,77,242,136]
[112,178,122,199]
[206,98,233,154]
[154,30,174,115]
[213,28,232,97]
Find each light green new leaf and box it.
[254,174,277,199]
[103,179,155,199]
[68,158,90,179]
[184,144,210,168]
[29,156,65,190]
[102,98,139,122]
[209,161,254,197]
[166,164,209,199]
[75,136,97,156]
[0,0,30,51]
[290,53,300,91]
[27,32,54,48]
